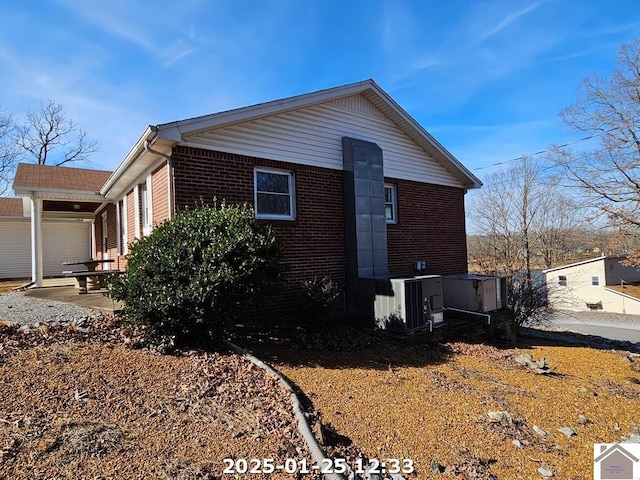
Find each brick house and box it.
[15,80,481,312]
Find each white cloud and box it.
[479,3,541,41]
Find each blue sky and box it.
[1,0,639,182]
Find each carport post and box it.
[30,193,43,287]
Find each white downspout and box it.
[144,140,174,220]
[30,193,43,287]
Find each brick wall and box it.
[172,146,346,294]
[94,203,124,271]
[151,163,170,225]
[386,178,468,276]
[171,146,469,315]
[126,189,136,241]
[92,146,469,315]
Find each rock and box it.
[430,462,445,473]
[557,427,576,437]
[74,390,88,400]
[75,317,89,328]
[538,467,554,477]
[512,439,523,449]
[578,414,592,424]
[578,386,597,396]
[488,411,513,426]
[514,353,555,374]
[533,425,547,436]
[622,423,640,443]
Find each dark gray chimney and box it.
[342,137,389,305]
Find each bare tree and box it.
[552,39,640,263]
[532,175,581,268]
[468,157,579,328]
[15,99,97,166]
[0,108,18,196]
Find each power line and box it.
[471,124,626,172]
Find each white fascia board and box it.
[155,80,376,139]
[22,197,30,216]
[13,187,104,201]
[364,85,482,189]
[100,126,156,196]
[101,129,175,200]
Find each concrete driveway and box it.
[546,310,640,343]
[24,286,122,313]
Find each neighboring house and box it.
[1,165,111,279]
[13,80,482,314]
[544,255,640,314]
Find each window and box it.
[139,176,152,235]
[116,198,128,255]
[586,301,603,311]
[591,276,600,286]
[558,275,567,287]
[254,169,295,219]
[384,184,397,224]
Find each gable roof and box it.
[543,255,628,274]
[13,163,112,194]
[102,79,482,199]
[0,198,23,217]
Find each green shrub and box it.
[108,202,285,346]
[299,276,342,322]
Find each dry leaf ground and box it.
[0,319,320,480]
[1,305,639,479]
[252,333,640,480]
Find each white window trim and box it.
[384,183,398,224]
[254,168,296,220]
[558,275,567,287]
[142,175,153,236]
[122,195,128,254]
[133,185,141,239]
[101,211,109,269]
[115,201,121,255]
[116,197,129,255]
[591,275,600,286]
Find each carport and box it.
[8,163,113,286]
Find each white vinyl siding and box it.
[184,94,463,188]
[0,220,91,279]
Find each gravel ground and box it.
[0,291,98,327]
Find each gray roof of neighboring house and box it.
[543,255,628,274]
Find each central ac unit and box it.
[360,275,443,332]
[442,274,506,313]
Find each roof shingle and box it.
[0,198,23,217]
[12,163,112,193]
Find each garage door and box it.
[0,220,91,279]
